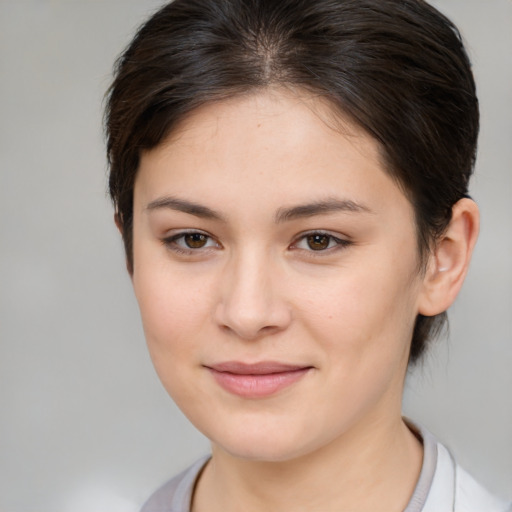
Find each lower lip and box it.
[208,368,311,398]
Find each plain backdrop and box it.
[0,1,510,511]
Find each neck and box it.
[193,415,423,512]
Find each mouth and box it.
[204,361,313,398]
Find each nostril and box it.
[218,321,280,340]
[215,301,292,341]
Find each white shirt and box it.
[141,424,511,512]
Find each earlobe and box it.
[418,198,480,316]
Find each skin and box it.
[129,88,479,512]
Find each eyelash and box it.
[291,230,352,255]
[161,230,352,256]
[161,230,221,255]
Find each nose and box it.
[214,248,292,340]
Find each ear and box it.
[418,198,480,316]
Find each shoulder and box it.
[423,428,510,512]
[454,460,511,512]
[405,420,510,512]
[140,456,210,512]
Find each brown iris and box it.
[184,233,208,248]
[307,234,330,250]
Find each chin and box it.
[205,418,327,463]
[217,438,307,462]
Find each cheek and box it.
[132,266,216,412]
[298,259,419,359]
[132,262,212,362]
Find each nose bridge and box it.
[215,243,289,339]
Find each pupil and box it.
[307,234,329,250]
[185,233,207,248]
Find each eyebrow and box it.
[146,196,226,221]
[146,196,373,223]
[275,198,373,223]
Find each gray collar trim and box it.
[403,420,438,512]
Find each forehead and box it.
[135,88,411,221]
[164,88,375,156]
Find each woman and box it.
[105,0,511,510]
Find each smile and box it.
[205,361,313,399]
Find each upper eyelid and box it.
[292,229,348,242]
[290,230,352,251]
[163,228,213,239]
[162,229,221,250]
[161,229,348,240]
[161,229,350,247]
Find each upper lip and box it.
[205,361,311,375]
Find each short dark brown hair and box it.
[105,0,479,363]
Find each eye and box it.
[292,231,350,252]
[162,230,220,253]
[305,233,332,251]
[182,233,210,249]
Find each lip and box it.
[205,361,312,399]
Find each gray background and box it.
[0,1,510,511]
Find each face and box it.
[131,89,427,462]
